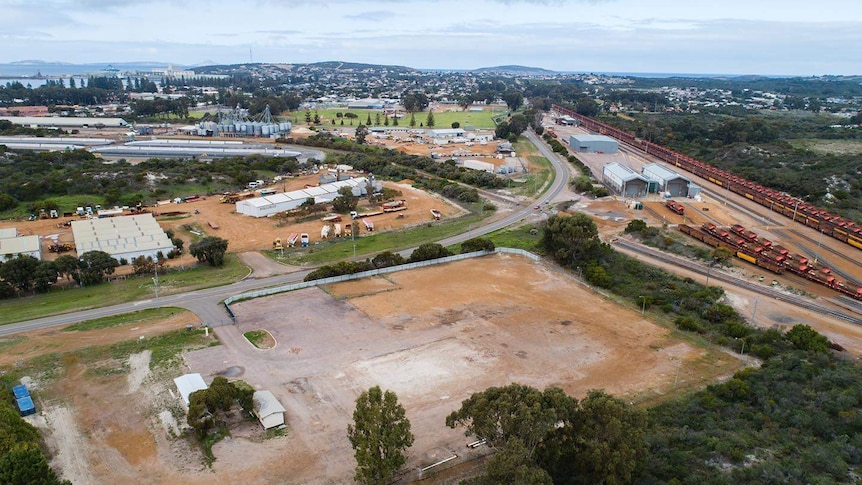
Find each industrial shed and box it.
[0,116,129,128]
[569,134,618,154]
[236,177,381,218]
[462,159,496,173]
[602,163,648,197]
[174,373,208,407]
[641,163,691,197]
[253,390,286,429]
[0,228,42,261]
[71,214,173,261]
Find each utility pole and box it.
[153,263,159,300]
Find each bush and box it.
[460,237,495,254]
[408,243,451,263]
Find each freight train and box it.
[551,105,862,252]
[678,223,862,300]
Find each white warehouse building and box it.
[641,163,692,197]
[0,228,42,261]
[71,214,174,261]
[602,162,648,197]
[236,177,382,218]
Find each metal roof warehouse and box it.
[0,116,129,128]
[71,214,174,261]
[236,177,380,218]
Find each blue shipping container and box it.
[12,384,30,400]
[16,396,35,417]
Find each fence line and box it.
[224,247,542,311]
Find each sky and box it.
[1,0,861,76]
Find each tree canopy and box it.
[347,386,414,485]
[189,236,228,266]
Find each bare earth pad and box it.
[177,253,743,483]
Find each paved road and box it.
[0,133,571,337]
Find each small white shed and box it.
[253,390,286,429]
[174,373,208,407]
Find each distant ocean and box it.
[0,62,186,88]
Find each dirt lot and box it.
[0,175,464,262]
[172,254,742,484]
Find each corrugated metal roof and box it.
[0,235,40,255]
[70,214,172,257]
[174,373,208,406]
[253,390,286,417]
[642,163,690,183]
[0,227,18,239]
[603,162,646,183]
[0,116,128,127]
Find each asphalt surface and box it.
[0,132,571,337]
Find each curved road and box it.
[0,132,571,337]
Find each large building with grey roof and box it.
[0,228,42,261]
[71,214,173,262]
[236,177,382,218]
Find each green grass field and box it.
[0,255,249,326]
[284,108,502,130]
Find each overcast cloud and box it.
[0,0,860,75]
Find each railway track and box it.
[770,229,862,288]
[789,228,862,274]
[613,237,862,326]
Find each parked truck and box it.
[300,233,309,247]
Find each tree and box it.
[355,124,369,145]
[53,255,79,281]
[446,384,577,459]
[495,121,511,140]
[460,237,495,253]
[0,255,40,293]
[0,192,16,211]
[75,251,119,286]
[541,214,608,269]
[539,390,647,485]
[425,109,435,128]
[473,439,553,485]
[347,386,414,485]
[575,97,599,117]
[332,186,359,213]
[366,113,372,125]
[785,324,830,352]
[132,255,156,275]
[503,91,524,111]
[624,219,647,234]
[507,113,528,137]
[32,261,58,293]
[401,91,429,113]
[0,446,70,485]
[372,251,405,269]
[409,113,416,127]
[189,236,229,266]
[408,243,450,263]
[451,121,460,129]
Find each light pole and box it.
[152,263,159,300]
[639,295,646,316]
[792,201,799,222]
[813,229,824,265]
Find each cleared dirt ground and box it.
[172,253,743,484]
[0,175,463,263]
